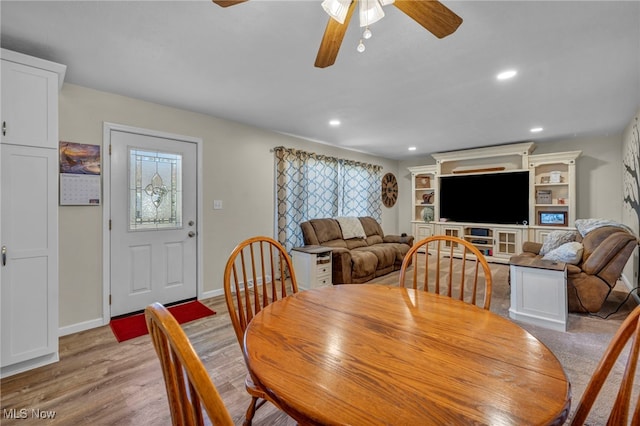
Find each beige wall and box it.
[621,108,640,291]
[58,83,400,331]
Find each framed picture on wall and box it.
[538,211,568,226]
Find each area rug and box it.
[110,300,216,343]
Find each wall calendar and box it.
[59,141,101,205]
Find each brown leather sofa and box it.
[300,217,414,284]
[510,225,638,313]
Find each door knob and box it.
[188,220,195,226]
[1,246,6,266]
[188,231,196,238]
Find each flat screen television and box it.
[439,171,529,225]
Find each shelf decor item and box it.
[549,171,562,183]
[381,172,398,208]
[536,189,552,204]
[421,206,434,222]
[538,211,568,226]
[422,193,434,204]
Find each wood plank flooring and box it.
[1,262,636,425]
[0,296,295,425]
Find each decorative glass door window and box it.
[129,148,182,230]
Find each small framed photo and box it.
[538,211,568,226]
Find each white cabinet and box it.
[414,223,434,241]
[509,259,568,332]
[408,143,581,263]
[1,50,65,148]
[529,151,581,228]
[1,49,65,378]
[292,246,332,290]
[493,228,522,259]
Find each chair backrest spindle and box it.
[145,303,234,426]
[399,235,492,310]
[570,304,640,425]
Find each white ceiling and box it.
[1,1,638,160]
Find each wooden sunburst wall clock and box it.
[382,173,398,208]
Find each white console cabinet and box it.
[509,258,568,331]
[408,142,581,262]
[292,246,333,290]
[1,49,66,377]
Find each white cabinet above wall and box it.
[1,49,66,148]
[1,49,66,378]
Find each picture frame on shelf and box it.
[538,211,568,226]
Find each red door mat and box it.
[110,300,216,343]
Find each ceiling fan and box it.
[212,0,462,68]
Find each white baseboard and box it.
[58,317,107,337]
[620,273,640,304]
[58,288,226,337]
[200,288,224,300]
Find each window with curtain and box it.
[275,146,382,252]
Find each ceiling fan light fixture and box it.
[321,0,351,24]
[359,0,385,27]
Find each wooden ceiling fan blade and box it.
[212,0,248,7]
[394,0,462,39]
[314,1,356,68]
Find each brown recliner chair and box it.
[510,226,638,313]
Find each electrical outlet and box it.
[213,200,223,210]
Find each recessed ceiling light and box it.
[329,119,341,127]
[497,70,517,80]
[530,127,544,133]
[408,147,417,151]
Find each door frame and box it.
[101,122,203,323]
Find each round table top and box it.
[244,284,571,425]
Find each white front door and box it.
[109,129,198,317]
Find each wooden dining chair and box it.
[570,304,640,425]
[223,236,299,425]
[145,302,233,426]
[398,235,493,310]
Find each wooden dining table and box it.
[244,284,571,425]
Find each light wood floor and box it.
[0,295,295,425]
[1,264,636,425]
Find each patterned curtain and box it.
[275,146,382,252]
[275,147,338,252]
[339,159,382,222]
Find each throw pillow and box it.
[542,242,584,265]
[539,230,579,256]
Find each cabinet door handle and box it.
[1,246,6,266]
[2,121,6,136]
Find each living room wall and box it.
[58,83,400,333]
[58,81,637,333]
[621,108,640,291]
